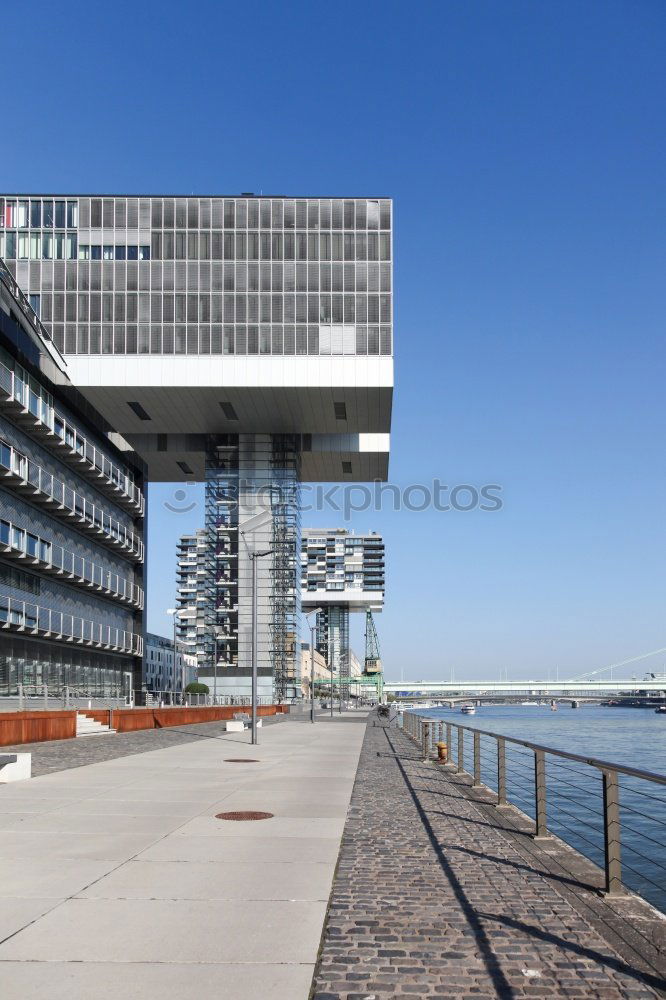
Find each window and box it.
[90,245,101,260]
[127,245,138,261]
[139,245,150,260]
[103,245,114,260]
[66,201,78,227]
[30,201,41,228]
[78,244,90,260]
[115,245,126,260]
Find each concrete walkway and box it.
[0,713,367,1000]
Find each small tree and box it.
[185,681,210,695]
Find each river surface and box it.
[416,704,666,912]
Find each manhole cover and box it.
[216,811,273,821]
[223,758,260,763]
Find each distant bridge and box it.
[384,679,666,696]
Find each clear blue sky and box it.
[5,0,665,681]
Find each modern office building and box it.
[0,194,393,702]
[301,528,384,694]
[0,260,145,697]
[144,631,196,696]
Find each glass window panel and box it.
[55,201,65,228]
[18,234,28,259]
[30,200,41,227]
[66,201,78,227]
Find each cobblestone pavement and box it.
[1,714,287,776]
[311,720,666,999]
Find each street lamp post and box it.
[166,608,181,703]
[239,509,274,747]
[304,608,322,724]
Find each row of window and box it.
[0,597,141,655]
[47,324,392,357]
[0,521,51,563]
[2,232,78,260]
[0,233,153,263]
[1,197,391,233]
[148,198,391,232]
[1,200,78,229]
[38,292,391,324]
[0,346,138,501]
[0,439,143,558]
[0,561,41,596]
[0,517,142,606]
[0,636,134,697]
[79,245,150,261]
[149,231,390,262]
[2,231,391,263]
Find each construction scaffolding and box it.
[203,433,301,702]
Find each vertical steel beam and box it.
[603,770,623,896]
[457,726,464,773]
[422,720,430,761]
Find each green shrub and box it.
[185,681,209,694]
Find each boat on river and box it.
[460,704,476,715]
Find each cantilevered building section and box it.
[0,261,145,697]
[301,529,385,695]
[0,195,393,702]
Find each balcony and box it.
[0,442,143,562]
[0,596,142,656]
[0,519,143,608]
[0,360,144,515]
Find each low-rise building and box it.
[144,631,197,696]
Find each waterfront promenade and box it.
[0,712,366,999]
[0,713,664,999]
[312,720,665,999]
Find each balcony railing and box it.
[0,595,142,656]
[0,516,143,608]
[0,359,144,514]
[0,442,143,562]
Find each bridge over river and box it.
[384,678,666,698]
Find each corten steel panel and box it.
[0,710,77,746]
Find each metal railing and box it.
[401,713,666,911]
[0,514,143,607]
[0,359,144,513]
[0,595,143,656]
[0,441,143,561]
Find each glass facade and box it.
[0,195,392,359]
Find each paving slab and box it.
[0,961,314,1000]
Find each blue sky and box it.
[5,0,665,681]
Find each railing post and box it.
[496,737,507,806]
[457,726,464,773]
[603,770,623,896]
[446,722,452,763]
[18,683,24,711]
[43,683,48,709]
[534,749,548,838]
[422,719,430,761]
[473,731,481,786]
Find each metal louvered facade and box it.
[0,195,392,361]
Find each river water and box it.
[418,704,666,912]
